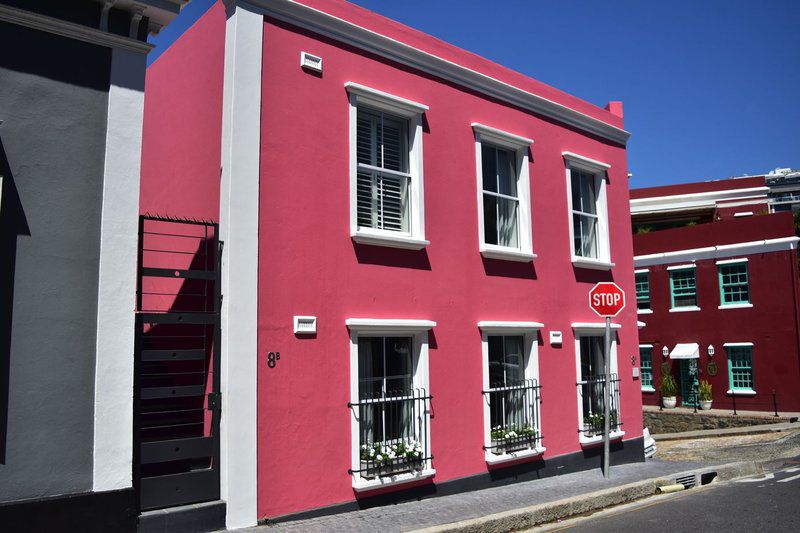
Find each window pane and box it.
[671,269,697,307]
[728,346,753,390]
[384,337,413,393]
[496,148,517,197]
[640,347,653,388]
[376,174,409,232]
[635,272,650,310]
[571,170,597,215]
[488,336,504,387]
[496,197,519,248]
[356,109,379,166]
[573,214,598,258]
[483,193,498,245]
[503,336,524,384]
[379,115,408,173]
[481,145,497,193]
[720,263,750,304]
[358,337,385,397]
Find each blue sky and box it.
[149,0,799,188]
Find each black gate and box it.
[134,215,221,511]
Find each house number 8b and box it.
[267,351,281,368]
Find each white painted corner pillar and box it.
[92,47,147,492]
[219,1,262,528]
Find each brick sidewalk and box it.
[239,459,709,533]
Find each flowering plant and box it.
[360,439,424,465]
[490,424,537,442]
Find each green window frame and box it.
[727,345,754,392]
[669,267,697,308]
[639,347,653,390]
[635,272,650,310]
[719,261,750,305]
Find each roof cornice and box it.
[0,4,153,53]
[236,0,630,146]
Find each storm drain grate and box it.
[675,473,697,489]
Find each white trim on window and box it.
[347,83,428,250]
[573,330,624,446]
[641,386,656,393]
[639,344,654,348]
[723,342,754,347]
[667,263,696,271]
[564,153,612,269]
[477,321,544,333]
[479,325,544,464]
[634,268,649,274]
[473,123,535,262]
[716,258,748,266]
[348,321,434,491]
[669,306,701,313]
[726,389,756,396]
[571,322,622,332]
[637,309,653,315]
[345,318,436,333]
[718,303,753,310]
[562,151,611,171]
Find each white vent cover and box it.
[300,51,323,73]
[294,316,317,335]
[549,331,562,345]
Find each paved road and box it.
[547,457,800,532]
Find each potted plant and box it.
[660,374,678,408]
[360,439,424,478]
[699,380,713,410]
[490,424,538,454]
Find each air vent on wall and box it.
[294,316,317,335]
[300,51,323,73]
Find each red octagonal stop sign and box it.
[589,282,626,318]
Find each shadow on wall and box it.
[0,137,31,464]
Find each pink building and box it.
[139,0,642,528]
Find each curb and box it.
[653,423,797,442]
[412,460,765,533]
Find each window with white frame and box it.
[639,345,654,391]
[573,325,622,442]
[564,153,612,269]
[347,83,428,250]
[725,343,754,394]
[478,322,543,462]
[473,124,535,262]
[346,319,434,490]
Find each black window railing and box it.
[578,374,622,438]
[482,379,542,455]
[348,388,432,478]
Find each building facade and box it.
[0,1,186,531]
[631,177,800,414]
[138,0,643,528]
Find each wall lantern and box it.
[662,346,669,358]
[707,345,715,357]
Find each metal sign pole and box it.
[603,316,612,478]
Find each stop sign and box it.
[589,282,626,318]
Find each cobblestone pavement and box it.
[239,459,708,533]
[655,428,800,463]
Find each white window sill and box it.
[718,303,754,310]
[726,389,756,396]
[480,244,537,262]
[637,309,653,315]
[571,257,615,271]
[641,386,656,393]
[669,306,701,313]
[352,468,436,492]
[579,430,625,447]
[351,230,429,250]
[485,447,546,465]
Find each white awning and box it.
[669,343,699,359]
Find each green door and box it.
[679,359,699,407]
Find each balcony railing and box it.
[348,388,432,478]
[482,379,542,455]
[578,374,622,438]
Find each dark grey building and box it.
[0,1,185,531]
[766,167,800,213]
